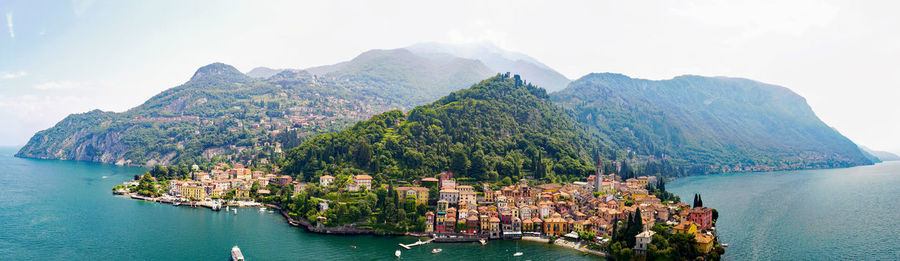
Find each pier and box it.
[399,239,433,249]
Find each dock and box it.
[399,239,433,249]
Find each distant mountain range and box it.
[16,42,875,176]
[860,146,900,162]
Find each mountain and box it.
[17,51,495,167]
[551,73,873,174]
[860,146,900,161]
[406,42,571,92]
[281,74,604,183]
[318,48,494,107]
[246,67,284,78]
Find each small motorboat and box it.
[431,248,442,254]
[721,243,729,247]
[350,245,356,248]
[233,209,237,215]
[479,239,487,245]
[513,252,523,257]
[395,250,401,258]
[259,207,266,212]
[231,246,245,261]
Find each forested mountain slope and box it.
[551,73,872,174]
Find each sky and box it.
[1,0,898,154]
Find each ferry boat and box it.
[231,246,245,261]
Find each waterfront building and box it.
[236,189,250,199]
[694,233,715,253]
[634,230,656,256]
[531,217,543,233]
[465,215,479,234]
[182,185,206,200]
[445,216,456,232]
[489,217,501,239]
[543,213,568,236]
[425,211,435,232]
[686,207,713,230]
[522,218,533,232]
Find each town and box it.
[115,161,724,260]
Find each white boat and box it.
[431,248,442,254]
[721,243,729,247]
[259,207,266,212]
[513,252,523,256]
[479,239,487,245]
[395,250,401,258]
[233,209,237,215]
[231,246,245,261]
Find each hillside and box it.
[281,74,606,183]
[861,146,900,161]
[406,42,571,92]
[551,73,873,174]
[16,53,493,167]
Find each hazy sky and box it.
[1,0,898,154]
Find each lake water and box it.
[668,161,900,260]
[0,147,600,260]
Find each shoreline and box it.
[117,192,607,258]
[522,236,607,258]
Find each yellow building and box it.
[543,213,568,236]
[396,187,429,205]
[181,185,206,200]
[673,221,697,234]
[210,188,225,198]
[236,189,251,200]
[694,233,715,253]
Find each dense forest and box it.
[280,74,612,184]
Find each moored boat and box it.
[394,250,401,258]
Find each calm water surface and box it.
[0,147,599,260]
[668,162,900,260]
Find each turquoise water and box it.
[668,162,900,260]
[0,147,599,260]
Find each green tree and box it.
[450,147,470,177]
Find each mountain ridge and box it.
[551,73,872,174]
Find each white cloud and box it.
[71,0,96,16]
[33,81,82,90]
[6,12,13,38]
[1,71,27,79]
